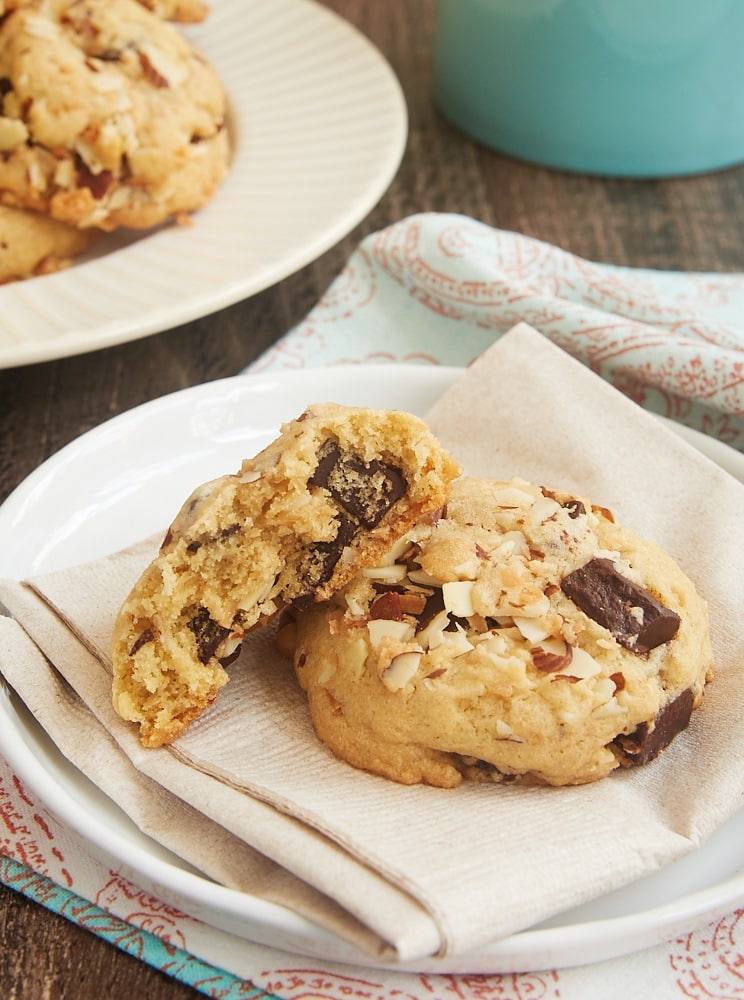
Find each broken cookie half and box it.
[111,402,461,747]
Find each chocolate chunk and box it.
[613,688,695,765]
[454,756,518,783]
[187,607,231,664]
[560,557,680,654]
[563,500,586,519]
[312,514,359,579]
[218,645,243,668]
[129,627,155,656]
[309,440,407,529]
[294,515,359,607]
[409,587,470,633]
[416,588,446,630]
[185,523,240,555]
[471,758,498,774]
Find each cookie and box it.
[0,202,97,281]
[0,0,229,231]
[135,0,208,21]
[292,476,714,787]
[0,0,208,19]
[112,403,462,747]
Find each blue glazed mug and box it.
[433,0,744,177]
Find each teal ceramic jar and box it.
[433,0,744,177]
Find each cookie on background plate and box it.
[112,403,462,748]
[134,0,209,21]
[0,0,229,231]
[0,203,97,281]
[292,476,714,787]
[0,0,209,20]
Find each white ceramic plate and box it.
[1,365,744,975]
[0,0,407,369]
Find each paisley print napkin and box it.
[256,213,744,452]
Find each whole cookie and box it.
[292,477,714,787]
[112,403,461,747]
[0,0,229,230]
[0,203,97,281]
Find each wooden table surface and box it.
[3,1,744,996]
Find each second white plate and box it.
[0,0,407,368]
[1,365,744,974]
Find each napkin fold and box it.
[2,323,744,965]
[0,550,436,964]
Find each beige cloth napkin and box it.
[0,612,390,956]
[0,555,435,963]
[2,323,744,963]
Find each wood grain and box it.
[3,0,744,996]
[0,884,196,999]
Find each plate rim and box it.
[0,0,407,368]
[1,362,744,975]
